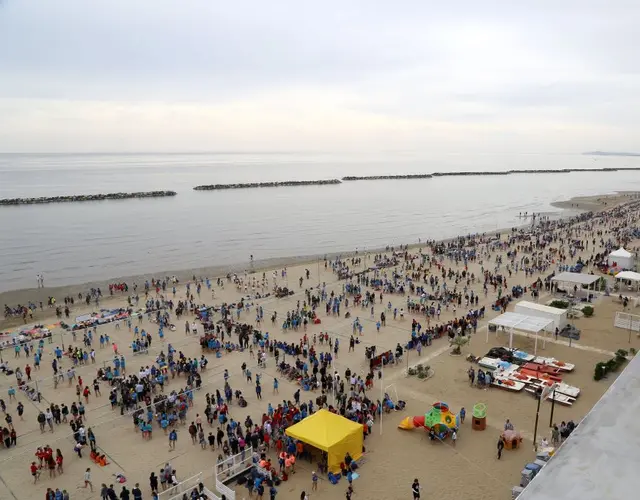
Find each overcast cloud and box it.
[0,0,639,153]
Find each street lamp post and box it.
[533,387,543,451]
[549,386,557,428]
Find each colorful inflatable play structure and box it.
[398,402,460,439]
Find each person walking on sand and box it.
[411,479,421,499]
[497,437,505,460]
[169,429,177,450]
[84,467,94,492]
[312,471,318,491]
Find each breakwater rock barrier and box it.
[194,179,342,190]
[342,167,640,182]
[0,191,177,206]
[342,174,433,181]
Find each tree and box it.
[450,335,470,355]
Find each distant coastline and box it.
[583,151,640,157]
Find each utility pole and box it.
[533,387,543,451]
[549,385,557,428]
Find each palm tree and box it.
[450,335,470,355]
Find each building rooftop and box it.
[517,352,640,500]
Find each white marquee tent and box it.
[608,247,635,270]
[615,271,640,293]
[487,312,554,354]
[616,271,640,282]
[514,301,568,332]
[551,272,601,287]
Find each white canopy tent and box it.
[608,247,635,270]
[514,301,568,332]
[615,271,640,293]
[551,272,602,298]
[487,312,554,354]
[615,271,640,282]
[551,272,601,286]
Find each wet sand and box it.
[1,191,639,500]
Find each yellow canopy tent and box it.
[285,409,364,473]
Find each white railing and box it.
[615,312,640,332]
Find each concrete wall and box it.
[517,352,640,500]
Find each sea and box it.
[1,152,639,293]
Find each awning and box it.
[285,409,364,472]
[615,271,640,282]
[551,272,600,286]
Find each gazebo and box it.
[487,312,554,354]
[285,409,363,473]
[615,271,640,293]
[551,272,602,296]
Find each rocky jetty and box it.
[193,179,342,190]
[342,174,433,181]
[0,191,177,206]
[342,167,640,182]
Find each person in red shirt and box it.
[25,364,32,381]
[83,386,91,403]
[30,462,41,483]
[56,449,64,474]
[35,448,45,466]
[263,431,271,449]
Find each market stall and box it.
[487,312,554,355]
[285,409,363,473]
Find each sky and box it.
[0,0,639,153]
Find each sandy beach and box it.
[1,191,640,500]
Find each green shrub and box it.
[582,305,594,317]
[595,352,629,380]
[630,348,637,356]
[549,300,569,309]
[616,349,629,359]
[594,362,607,381]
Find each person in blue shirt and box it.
[169,429,177,449]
